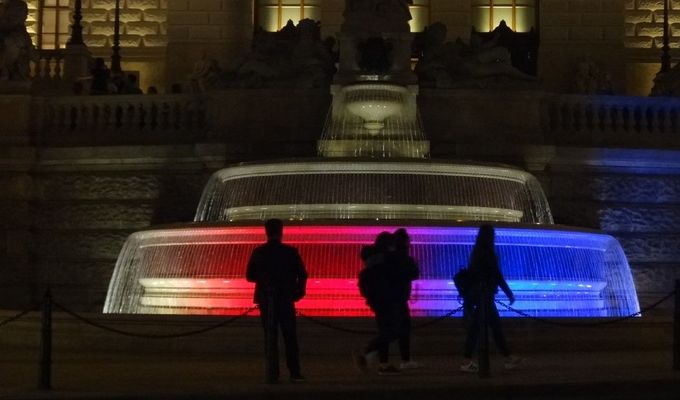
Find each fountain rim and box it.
[126,220,609,236]
[216,158,538,183]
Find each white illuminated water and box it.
[104,82,640,318]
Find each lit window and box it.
[36,0,71,50]
[472,0,536,33]
[256,0,321,32]
[409,0,430,32]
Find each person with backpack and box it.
[392,228,421,370]
[459,224,523,373]
[355,232,403,375]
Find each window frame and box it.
[36,0,72,50]
[254,0,321,32]
[473,0,538,33]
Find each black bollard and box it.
[38,289,52,390]
[478,280,490,378]
[673,279,679,371]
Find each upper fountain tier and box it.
[194,159,553,225]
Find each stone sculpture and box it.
[0,0,34,81]
[218,19,335,88]
[342,0,413,34]
[415,22,536,88]
[651,63,680,97]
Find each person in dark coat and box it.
[355,232,403,375]
[460,224,522,373]
[246,218,308,383]
[392,228,420,370]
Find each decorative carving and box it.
[0,0,35,80]
[651,63,680,97]
[571,58,614,95]
[342,0,412,34]
[415,22,537,88]
[207,19,335,89]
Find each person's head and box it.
[474,224,495,249]
[264,218,283,241]
[147,86,158,94]
[393,228,410,252]
[374,231,394,252]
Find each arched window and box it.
[409,0,430,32]
[36,0,72,49]
[255,0,321,32]
[472,0,537,33]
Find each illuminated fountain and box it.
[103,90,640,317]
[104,6,639,318]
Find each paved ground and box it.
[1,311,679,399]
[1,348,679,399]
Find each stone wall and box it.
[165,0,252,86]
[539,0,627,93]
[26,0,168,50]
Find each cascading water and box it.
[103,81,640,318]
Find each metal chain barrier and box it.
[52,301,257,339]
[297,305,465,335]
[496,289,677,328]
[0,306,39,328]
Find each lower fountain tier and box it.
[104,224,640,318]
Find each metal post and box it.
[68,0,84,45]
[661,0,671,73]
[111,0,122,74]
[673,279,679,370]
[478,280,490,378]
[38,289,52,390]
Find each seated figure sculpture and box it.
[219,19,335,88]
[342,0,412,34]
[415,22,536,88]
[0,0,34,81]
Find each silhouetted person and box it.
[147,86,158,94]
[90,57,110,95]
[355,232,402,375]
[246,218,308,383]
[122,74,143,94]
[392,228,420,370]
[460,225,522,373]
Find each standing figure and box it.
[355,232,403,375]
[246,218,308,383]
[392,228,421,370]
[460,225,522,373]
[0,0,34,80]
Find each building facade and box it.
[20,0,680,94]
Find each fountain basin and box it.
[342,83,408,134]
[104,223,640,318]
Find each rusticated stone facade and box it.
[625,0,680,49]
[26,0,168,49]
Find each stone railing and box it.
[543,94,680,147]
[3,89,680,148]
[35,94,208,145]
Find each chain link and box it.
[496,289,676,327]
[298,306,465,335]
[52,301,257,339]
[0,307,37,329]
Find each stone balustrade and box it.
[2,89,678,148]
[35,94,207,145]
[543,94,680,147]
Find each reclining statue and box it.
[415,22,536,88]
[0,0,34,81]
